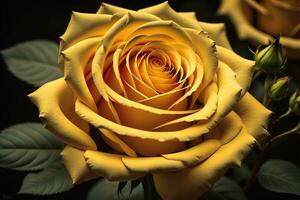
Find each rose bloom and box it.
[219,0,300,59]
[29,2,271,200]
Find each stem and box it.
[275,108,292,123]
[262,74,274,107]
[263,94,271,107]
[243,122,300,193]
[252,70,263,82]
[243,142,270,192]
[270,122,300,143]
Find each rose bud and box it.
[289,89,300,115]
[268,76,291,100]
[254,38,286,73]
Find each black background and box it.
[0,0,300,199]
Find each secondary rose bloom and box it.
[29,2,271,200]
[219,0,300,59]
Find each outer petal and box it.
[76,99,202,142]
[62,37,103,112]
[160,139,221,166]
[234,93,272,143]
[84,151,144,181]
[178,12,197,20]
[60,12,116,51]
[118,135,187,156]
[28,78,96,150]
[217,45,255,95]
[139,1,203,30]
[153,126,256,200]
[199,22,232,50]
[218,111,243,144]
[121,156,185,173]
[121,139,221,173]
[59,12,117,68]
[61,145,98,184]
[177,29,217,108]
[97,2,134,15]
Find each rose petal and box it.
[199,22,232,49]
[75,63,241,142]
[161,139,221,166]
[62,37,103,112]
[123,81,148,101]
[118,135,187,156]
[123,34,175,55]
[121,156,185,173]
[128,20,194,47]
[178,12,197,20]
[150,111,243,168]
[61,145,97,184]
[124,50,158,97]
[152,82,218,129]
[111,48,127,96]
[154,62,242,130]
[217,45,255,95]
[184,29,218,108]
[59,12,116,53]
[105,78,198,116]
[100,128,137,157]
[112,100,188,131]
[218,111,243,144]
[234,93,272,143]
[97,3,133,15]
[138,86,189,110]
[28,78,96,150]
[84,150,144,181]
[139,1,202,30]
[92,13,160,102]
[76,99,210,142]
[153,126,256,200]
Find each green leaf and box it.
[231,165,251,184]
[258,159,300,196]
[117,181,127,196]
[213,177,247,200]
[200,177,246,200]
[0,123,63,171]
[18,161,73,195]
[131,179,142,194]
[1,40,62,87]
[87,179,144,200]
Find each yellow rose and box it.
[219,0,300,59]
[29,2,271,200]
